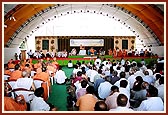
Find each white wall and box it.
[4,47,21,64]
[151,46,164,57]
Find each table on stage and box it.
[78,50,86,55]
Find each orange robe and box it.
[4,97,27,111]
[9,70,22,80]
[108,49,112,55]
[90,48,95,54]
[123,50,127,57]
[4,70,11,75]
[118,50,123,57]
[113,49,117,57]
[33,72,50,101]
[8,63,15,69]
[34,63,42,70]
[36,68,42,74]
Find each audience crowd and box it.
[4,52,164,111]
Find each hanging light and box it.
[9,16,16,21]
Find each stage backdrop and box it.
[35,36,135,55]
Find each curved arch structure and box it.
[4,3,164,48]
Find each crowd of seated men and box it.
[66,56,164,111]
[4,52,164,111]
[4,58,60,111]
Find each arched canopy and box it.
[4,3,164,48]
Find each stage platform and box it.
[28,55,158,66]
[83,55,97,59]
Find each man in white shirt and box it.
[30,87,50,111]
[68,60,73,68]
[109,94,133,111]
[94,56,102,67]
[98,76,112,100]
[54,66,67,84]
[114,72,130,91]
[143,70,154,84]
[14,70,35,91]
[27,49,33,58]
[105,86,120,109]
[135,85,164,111]
[119,80,130,101]
[157,77,164,102]
[134,49,139,56]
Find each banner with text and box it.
[70,39,104,46]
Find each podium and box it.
[20,50,26,60]
[79,50,86,55]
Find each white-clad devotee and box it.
[30,87,50,111]
[70,48,77,56]
[62,49,68,58]
[135,85,164,111]
[134,49,139,56]
[50,50,55,58]
[54,66,67,84]
[94,56,102,67]
[14,70,35,91]
[67,60,73,68]
[98,76,113,100]
[156,77,164,102]
[109,94,133,111]
[27,49,33,58]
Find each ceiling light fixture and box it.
[9,16,16,21]
[4,24,7,28]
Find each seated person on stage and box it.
[50,50,55,58]
[122,49,127,57]
[113,48,117,57]
[144,49,149,57]
[27,49,33,59]
[88,47,97,55]
[62,49,68,58]
[80,44,85,50]
[140,49,144,57]
[99,48,105,56]
[40,50,45,58]
[33,50,39,59]
[70,48,77,56]
[117,49,123,57]
[134,49,139,56]
[108,48,113,55]
[46,50,51,58]
[127,49,132,56]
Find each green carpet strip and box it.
[47,66,73,111]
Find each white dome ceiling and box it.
[4,3,164,48]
